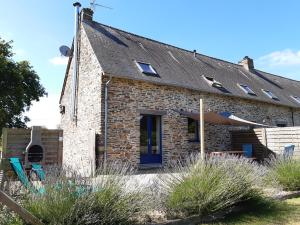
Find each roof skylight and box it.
[291,96,300,104]
[203,76,223,88]
[203,76,231,94]
[136,61,158,76]
[238,84,256,96]
[262,89,279,100]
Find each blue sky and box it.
[1,0,300,127]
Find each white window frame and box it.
[262,89,279,100]
[135,61,157,75]
[238,83,256,95]
[291,96,300,104]
[203,76,223,88]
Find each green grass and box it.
[201,197,300,225]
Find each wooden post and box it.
[200,99,205,160]
[1,128,8,158]
[0,190,44,225]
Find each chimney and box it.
[239,56,254,71]
[81,8,94,21]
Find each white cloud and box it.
[24,94,61,129]
[258,49,300,67]
[49,56,68,66]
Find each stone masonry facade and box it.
[60,25,103,175]
[60,24,300,174]
[103,77,300,166]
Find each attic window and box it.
[203,76,223,88]
[262,89,279,100]
[203,76,231,94]
[136,61,157,75]
[238,84,256,96]
[291,96,300,104]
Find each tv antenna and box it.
[90,0,113,12]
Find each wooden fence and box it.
[264,127,300,158]
[231,127,300,159]
[1,128,63,171]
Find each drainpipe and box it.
[71,2,81,121]
[291,108,295,126]
[104,76,112,167]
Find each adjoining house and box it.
[59,8,300,175]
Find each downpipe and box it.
[104,76,112,168]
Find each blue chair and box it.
[242,144,253,158]
[31,164,46,181]
[9,158,33,190]
[9,158,45,194]
[283,144,295,158]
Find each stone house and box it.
[60,8,300,175]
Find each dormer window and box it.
[238,84,256,96]
[262,89,279,100]
[136,61,158,76]
[291,96,300,104]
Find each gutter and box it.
[104,76,112,167]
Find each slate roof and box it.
[79,20,300,108]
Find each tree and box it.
[0,37,46,133]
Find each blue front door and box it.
[140,115,162,164]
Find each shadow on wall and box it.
[231,129,275,162]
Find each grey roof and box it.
[82,20,300,108]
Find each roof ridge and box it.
[254,68,300,84]
[84,19,300,86]
[86,20,300,83]
[84,20,246,68]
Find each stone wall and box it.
[60,25,300,173]
[60,25,103,176]
[103,77,298,166]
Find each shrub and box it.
[158,155,268,218]
[0,207,24,225]
[268,157,300,191]
[23,163,147,225]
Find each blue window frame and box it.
[188,118,199,142]
[140,115,162,164]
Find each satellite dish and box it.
[59,45,71,57]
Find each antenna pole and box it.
[71,2,81,122]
